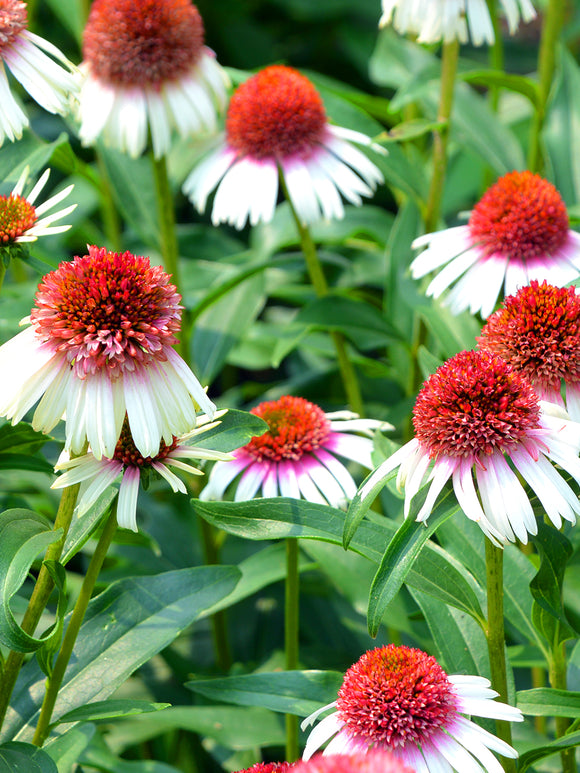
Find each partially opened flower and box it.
[350,350,580,544]
[479,281,580,421]
[200,396,390,508]
[380,0,536,46]
[411,171,580,318]
[53,415,232,532]
[302,645,523,772]
[78,0,228,159]
[0,245,216,460]
[0,166,76,249]
[183,65,384,228]
[294,752,415,772]
[0,0,78,145]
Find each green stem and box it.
[424,39,460,234]
[0,481,80,731]
[285,538,300,762]
[151,154,190,362]
[282,180,365,416]
[484,538,517,773]
[32,506,118,747]
[549,637,575,772]
[0,261,5,295]
[198,518,232,672]
[97,150,122,252]
[527,0,566,173]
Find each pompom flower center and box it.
[226,65,327,160]
[336,645,458,749]
[413,350,541,459]
[245,396,331,462]
[0,0,27,50]
[30,245,182,379]
[239,765,291,773]
[479,280,580,391]
[468,171,569,262]
[113,419,177,466]
[83,0,205,88]
[0,194,36,242]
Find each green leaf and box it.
[193,498,487,629]
[530,522,577,645]
[60,490,118,565]
[55,700,171,726]
[36,561,67,678]
[44,724,96,773]
[97,145,160,246]
[3,566,240,741]
[78,732,182,773]
[289,295,402,349]
[186,671,343,717]
[0,454,53,474]
[517,688,580,717]
[384,118,447,142]
[458,70,540,107]
[0,133,72,183]
[192,273,265,384]
[0,742,57,772]
[0,423,50,455]
[409,587,492,678]
[101,707,285,753]
[544,47,580,205]
[518,731,580,773]
[367,490,483,638]
[192,409,267,454]
[0,510,63,653]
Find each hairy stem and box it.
[285,538,300,762]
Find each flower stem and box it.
[0,261,5,295]
[97,150,122,252]
[151,153,189,362]
[285,538,300,762]
[198,517,232,672]
[282,180,365,416]
[528,0,566,173]
[486,0,505,113]
[484,538,516,773]
[0,481,80,731]
[549,637,575,772]
[32,505,118,747]
[424,39,460,234]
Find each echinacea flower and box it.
[52,415,232,532]
[380,0,536,46]
[78,0,228,159]
[302,645,523,772]
[411,171,580,319]
[183,65,384,229]
[200,396,390,508]
[0,166,76,249]
[0,0,78,145]
[294,752,415,773]
[479,281,580,421]
[349,350,580,544]
[0,245,216,460]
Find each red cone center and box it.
[83,0,205,88]
[0,194,36,242]
[245,396,331,462]
[226,66,327,160]
[468,171,569,263]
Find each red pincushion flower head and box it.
[0,246,216,460]
[478,280,580,421]
[235,764,293,773]
[411,171,580,318]
[302,645,523,772]
[0,0,78,145]
[79,0,229,158]
[184,65,385,229]
[201,395,390,508]
[348,350,580,544]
